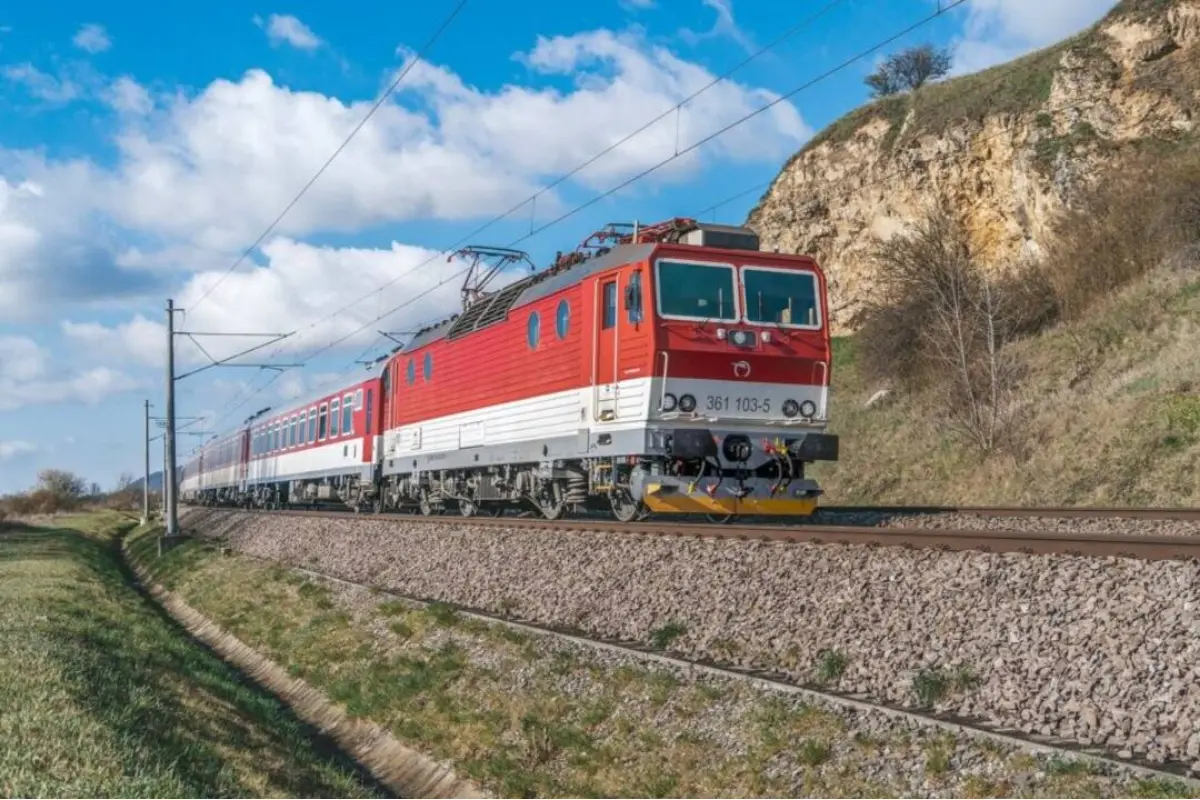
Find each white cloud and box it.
[0,165,159,323]
[73,23,112,54]
[0,335,45,382]
[61,315,164,368]
[254,13,322,51]
[0,440,36,460]
[680,0,755,54]
[104,76,153,115]
[2,63,81,103]
[950,0,1113,73]
[71,30,804,255]
[2,27,807,327]
[61,237,469,371]
[0,335,138,411]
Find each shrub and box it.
[1045,150,1200,319]
[865,44,952,98]
[856,206,1046,452]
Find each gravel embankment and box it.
[181,508,1200,771]
[319,575,1179,798]
[809,511,1200,536]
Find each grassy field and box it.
[811,264,1200,506]
[127,527,1193,798]
[0,512,382,798]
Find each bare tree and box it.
[858,206,1020,453]
[37,469,88,501]
[866,44,952,98]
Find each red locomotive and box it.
[180,217,839,521]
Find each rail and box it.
[180,506,1200,561]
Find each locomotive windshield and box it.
[742,267,820,328]
[655,260,738,321]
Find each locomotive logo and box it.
[732,360,751,378]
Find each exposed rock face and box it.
[747,0,1200,331]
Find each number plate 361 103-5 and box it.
[704,395,771,414]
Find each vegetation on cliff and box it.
[812,149,1200,505]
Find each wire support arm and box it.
[174,332,299,381]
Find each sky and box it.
[0,0,1118,492]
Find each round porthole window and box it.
[423,352,433,382]
[406,359,415,385]
[527,311,541,350]
[556,299,569,340]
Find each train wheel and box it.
[418,494,434,516]
[458,498,478,517]
[704,512,735,524]
[609,489,646,523]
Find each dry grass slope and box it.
[0,512,382,798]
[813,260,1200,505]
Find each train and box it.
[179,217,839,521]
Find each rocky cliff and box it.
[747,0,1200,331]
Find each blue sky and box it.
[0,0,1116,492]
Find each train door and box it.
[240,429,250,493]
[594,275,620,420]
[363,386,375,463]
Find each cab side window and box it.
[602,280,617,330]
[625,270,643,323]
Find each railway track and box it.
[186,505,1200,561]
[819,505,1200,521]
[257,556,1200,788]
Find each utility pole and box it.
[159,296,298,539]
[165,299,180,537]
[162,426,169,521]
[142,399,151,525]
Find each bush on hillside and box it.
[1046,150,1200,319]
[865,44,952,98]
[856,206,1051,452]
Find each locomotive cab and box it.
[590,222,840,519]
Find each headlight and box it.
[678,394,697,413]
[800,399,818,418]
[782,399,800,418]
[660,393,678,412]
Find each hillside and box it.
[748,0,1200,330]
[809,260,1200,506]
[129,471,164,493]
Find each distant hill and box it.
[128,471,164,492]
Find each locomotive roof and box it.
[403,241,657,352]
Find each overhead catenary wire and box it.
[185,0,471,317]
[203,0,968,435]
[212,82,1128,437]
[695,89,1129,230]
[210,0,855,374]
[200,0,856,423]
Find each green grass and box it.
[129,526,1200,798]
[0,512,381,798]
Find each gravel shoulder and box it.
[181,506,1200,775]
[141,524,1196,798]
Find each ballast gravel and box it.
[315,574,1175,798]
[181,508,1200,772]
[809,510,1200,536]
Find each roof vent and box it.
[680,223,760,251]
